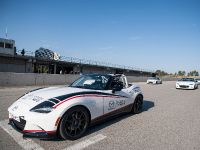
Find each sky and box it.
[0,0,200,73]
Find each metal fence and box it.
[16,50,154,73]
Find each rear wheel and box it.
[59,106,89,140]
[131,95,143,114]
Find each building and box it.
[0,53,152,76]
[0,38,15,56]
[35,47,60,60]
[0,37,153,76]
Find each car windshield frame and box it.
[69,74,112,90]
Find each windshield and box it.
[148,77,157,80]
[70,74,111,90]
[178,78,195,82]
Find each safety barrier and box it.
[0,72,177,87]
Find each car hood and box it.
[8,86,93,112]
[176,81,195,85]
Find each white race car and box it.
[147,77,162,84]
[8,74,143,140]
[176,78,198,90]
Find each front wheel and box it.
[59,106,89,140]
[131,95,143,114]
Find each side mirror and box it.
[112,82,123,93]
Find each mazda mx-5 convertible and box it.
[176,78,198,90]
[146,77,162,84]
[8,74,143,140]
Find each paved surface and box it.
[0,81,200,150]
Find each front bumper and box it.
[9,118,57,139]
[23,130,56,139]
[147,81,156,84]
[176,84,195,89]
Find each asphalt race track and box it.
[0,81,200,150]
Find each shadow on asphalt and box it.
[42,100,154,141]
[142,100,155,111]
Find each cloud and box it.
[129,36,142,41]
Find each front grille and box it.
[12,118,26,131]
[180,85,189,88]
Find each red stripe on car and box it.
[23,130,56,134]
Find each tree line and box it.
[155,70,199,77]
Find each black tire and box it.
[59,106,89,140]
[131,95,143,114]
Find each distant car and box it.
[147,77,162,84]
[8,74,143,140]
[176,78,198,90]
[195,78,200,85]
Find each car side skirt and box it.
[90,103,133,126]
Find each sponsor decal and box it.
[108,101,115,110]
[108,100,125,110]
[32,96,43,102]
[11,105,18,111]
[134,87,141,93]
[129,87,141,95]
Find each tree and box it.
[177,70,186,76]
[187,70,199,76]
[21,49,25,56]
[155,70,168,76]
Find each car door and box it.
[103,76,132,115]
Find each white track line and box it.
[63,134,107,150]
[0,120,44,150]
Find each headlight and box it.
[176,83,179,85]
[30,101,55,113]
[189,84,194,85]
